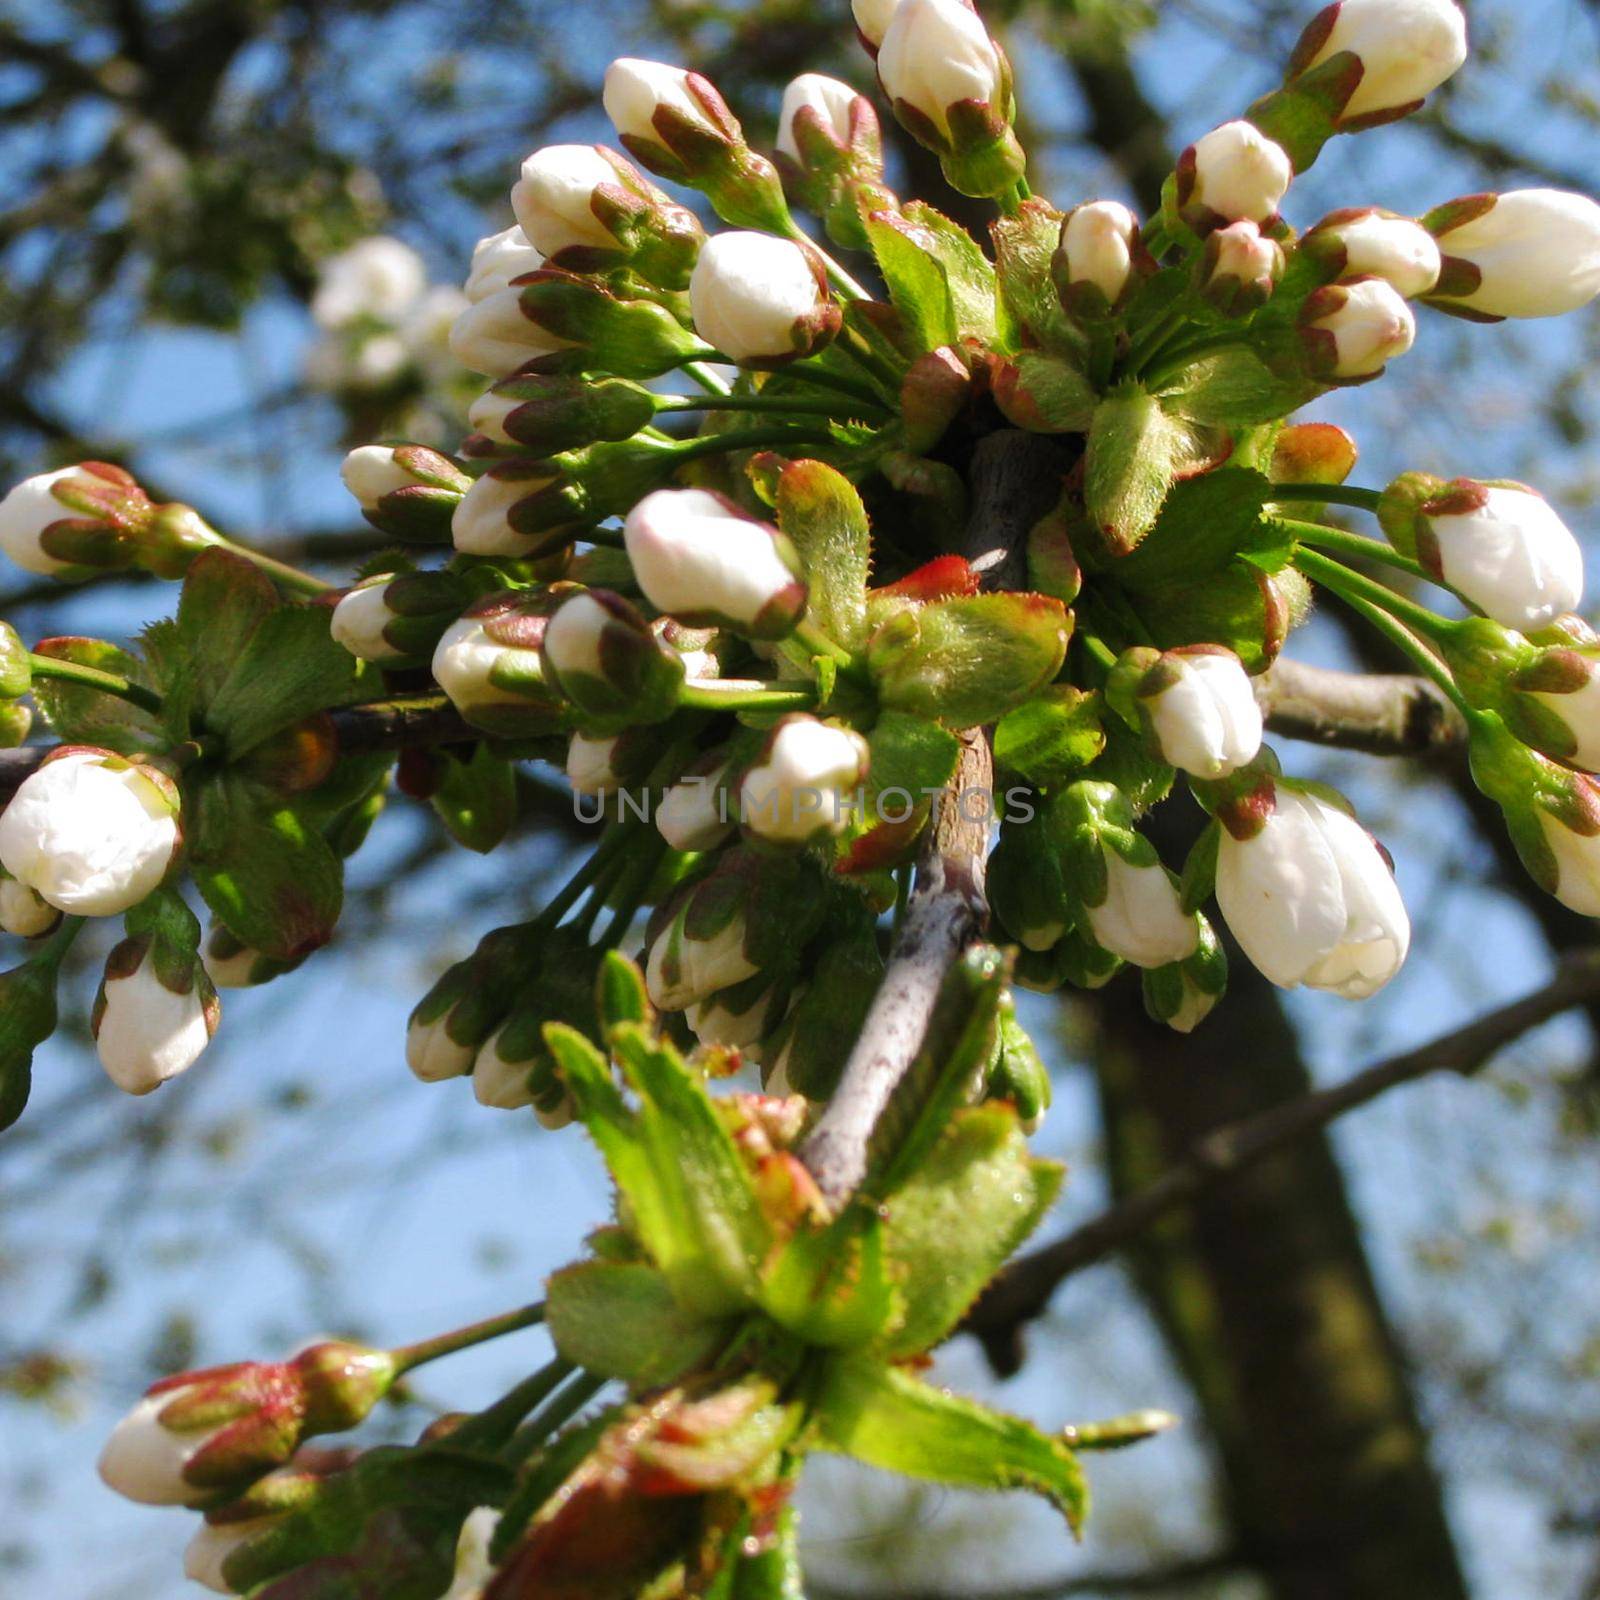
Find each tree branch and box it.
[1256,658,1466,756]
[962,949,1600,1363]
[799,431,1076,1206]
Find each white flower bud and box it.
[185,1514,278,1593]
[464,226,544,303]
[330,578,406,664]
[657,769,734,853]
[777,74,861,161]
[1059,201,1139,303]
[739,716,870,844]
[98,1384,212,1505]
[1426,484,1583,630]
[1431,188,1600,319]
[686,985,777,1055]
[447,286,574,378]
[0,466,103,576]
[451,468,558,557]
[1084,856,1197,970]
[1315,209,1440,296]
[623,488,805,637]
[0,751,178,916]
[688,232,832,363]
[472,1028,536,1110]
[466,390,520,445]
[602,59,704,146]
[852,0,901,48]
[94,949,216,1095]
[541,592,609,682]
[1540,812,1600,916]
[310,237,426,330]
[340,447,415,511]
[567,733,623,797]
[406,1009,476,1082]
[1215,788,1409,998]
[1144,652,1263,778]
[1303,276,1416,377]
[430,616,540,723]
[1202,219,1284,310]
[0,875,60,937]
[877,0,1005,138]
[512,144,627,258]
[645,909,758,1011]
[204,929,278,990]
[1183,121,1293,224]
[1531,674,1600,774]
[443,1508,502,1600]
[1302,0,1467,122]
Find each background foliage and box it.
[3,0,1600,1595]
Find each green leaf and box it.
[773,459,871,651]
[864,211,956,353]
[29,638,165,756]
[760,1211,898,1350]
[990,199,1071,354]
[1123,559,1291,674]
[430,746,516,853]
[188,774,344,960]
[204,606,364,756]
[992,351,1097,435]
[883,1103,1062,1357]
[814,1356,1089,1534]
[865,711,961,817]
[1161,346,1321,427]
[1111,468,1274,592]
[175,548,280,711]
[596,949,651,1036]
[897,202,998,342]
[993,686,1106,785]
[869,593,1071,728]
[546,1260,726,1386]
[1083,385,1212,558]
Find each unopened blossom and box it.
[1301,276,1416,378]
[1200,219,1284,313]
[1539,806,1600,915]
[310,237,426,329]
[777,74,862,161]
[430,612,550,730]
[688,232,836,363]
[602,59,709,151]
[877,0,1006,138]
[1083,855,1198,970]
[93,941,218,1096]
[0,750,179,917]
[0,876,59,938]
[1181,121,1292,225]
[451,465,561,558]
[567,732,625,797]
[1058,201,1140,305]
[738,716,870,844]
[471,1028,537,1110]
[852,0,900,49]
[513,145,630,257]
[1527,668,1600,774]
[448,286,575,379]
[623,488,807,638]
[443,1508,502,1600]
[1215,787,1409,998]
[686,981,780,1057]
[645,904,758,1012]
[330,577,408,664]
[185,1512,278,1594]
[1429,188,1600,319]
[1424,483,1583,630]
[1142,650,1263,778]
[463,225,544,303]
[0,463,144,577]
[656,765,734,853]
[1305,207,1441,297]
[1296,0,1467,123]
[541,588,684,723]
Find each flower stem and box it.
[214,537,332,597]
[1274,517,1427,580]
[600,831,669,949]
[26,652,164,716]
[505,1370,609,1462]
[1293,546,1454,644]
[1142,332,1250,391]
[446,1359,577,1453]
[390,1301,546,1376]
[679,678,818,713]
[1270,481,1384,514]
[540,823,640,928]
[654,392,871,421]
[33,915,84,972]
[779,218,873,303]
[681,360,732,397]
[671,426,836,464]
[1080,632,1119,673]
[779,361,888,409]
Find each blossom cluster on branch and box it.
[2,0,1599,1591]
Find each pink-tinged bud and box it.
[1427,188,1600,319]
[464,225,544,303]
[624,488,807,639]
[98,1343,394,1507]
[1294,0,1467,124]
[1215,784,1409,998]
[92,937,218,1096]
[1177,120,1292,228]
[448,286,577,379]
[738,716,870,844]
[1200,219,1284,314]
[331,569,466,664]
[603,58,720,158]
[877,0,1005,139]
[687,232,839,365]
[1383,475,1584,630]
[512,144,704,288]
[450,462,567,558]
[1299,277,1415,379]
[1304,207,1441,297]
[777,74,860,162]
[1055,200,1140,309]
[310,237,426,329]
[541,587,685,725]
[0,749,179,917]
[0,463,153,577]
[0,874,60,938]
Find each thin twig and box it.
[1256,658,1466,757]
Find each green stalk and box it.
[505,1370,609,1462]
[390,1302,546,1376]
[1079,632,1119,673]
[779,361,888,410]
[214,537,331,597]
[780,218,873,303]
[679,679,818,713]
[447,1359,577,1453]
[539,823,641,927]
[33,915,85,971]
[26,652,163,716]
[1275,517,1427,580]
[1141,331,1250,390]
[681,360,732,397]
[1293,546,1455,644]
[1270,481,1384,514]
[654,392,873,422]
[671,426,837,465]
